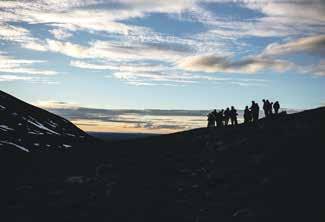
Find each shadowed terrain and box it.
[88,132,158,141]
[0,90,324,222]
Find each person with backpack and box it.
[273,101,280,114]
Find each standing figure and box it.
[207,112,213,128]
[270,102,274,116]
[207,110,217,128]
[230,106,238,125]
[224,107,230,126]
[273,101,280,114]
[220,109,225,126]
[262,99,268,117]
[266,100,272,116]
[244,106,252,124]
[250,101,259,122]
[212,109,218,127]
[216,109,224,127]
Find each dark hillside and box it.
[0,91,324,222]
[0,90,94,153]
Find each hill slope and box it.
[0,90,92,152]
[0,91,324,222]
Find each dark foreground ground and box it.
[0,91,325,222]
[88,132,158,141]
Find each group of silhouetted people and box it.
[262,99,280,117]
[244,101,260,124]
[207,106,238,128]
[208,99,281,128]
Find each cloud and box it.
[0,53,57,75]
[0,22,31,42]
[23,41,48,51]
[0,74,58,84]
[71,59,270,86]
[244,1,325,23]
[49,28,73,40]
[262,35,325,57]
[70,60,112,70]
[45,39,91,58]
[34,101,79,109]
[0,0,324,84]
[112,71,198,85]
[178,54,292,74]
[71,60,168,72]
[0,1,180,35]
[25,38,195,62]
[302,60,325,76]
[0,75,34,82]
[311,61,325,76]
[70,60,195,85]
[36,102,213,133]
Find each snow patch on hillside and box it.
[0,125,14,131]
[0,141,30,152]
[27,119,60,135]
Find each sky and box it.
[0,0,324,133]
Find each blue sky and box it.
[0,0,324,132]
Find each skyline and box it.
[39,104,300,133]
[0,0,324,133]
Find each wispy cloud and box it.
[0,0,324,88]
[301,60,325,76]
[262,35,325,57]
[71,59,272,85]
[29,38,195,61]
[0,22,31,43]
[49,28,73,40]
[0,75,33,82]
[0,53,57,76]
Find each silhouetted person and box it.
[244,106,252,124]
[207,110,217,128]
[207,112,211,127]
[220,109,225,126]
[230,106,238,125]
[262,99,268,117]
[270,102,274,116]
[224,107,230,126]
[212,109,218,127]
[216,109,224,127]
[266,99,272,116]
[273,101,280,114]
[250,101,259,122]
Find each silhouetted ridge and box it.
[0,90,92,152]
